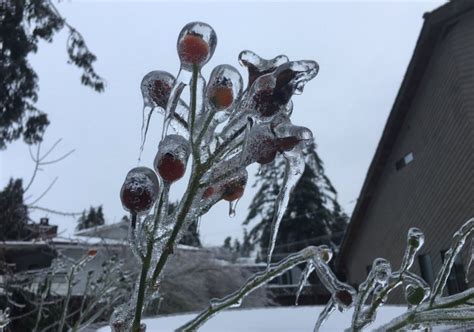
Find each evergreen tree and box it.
[0,1,104,149]
[76,205,105,231]
[223,236,232,250]
[244,142,348,262]
[0,179,29,240]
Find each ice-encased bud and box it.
[206,64,243,111]
[407,227,425,249]
[405,284,427,306]
[319,245,333,263]
[120,167,159,215]
[249,60,319,119]
[141,71,174,109]
[272,115,313,151]
[334,288,356,309]
[244,123,278,165]
[177,22,217,71]
[239,50,289,87]
[371,258,392,286]
[154,135,191,183]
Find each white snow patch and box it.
[97,305,408,331]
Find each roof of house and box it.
[337,0,474,269]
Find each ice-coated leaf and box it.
[238,50,289,87]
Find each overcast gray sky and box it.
[1,0,445,246]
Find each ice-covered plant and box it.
[348,218,474,331]
[113,22,355,331]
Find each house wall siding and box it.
[344,11,474,302]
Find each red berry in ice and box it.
[156,153,186,183]
[150,79,172,108]
[178,34,210,66]
[120,167,159,214]
[335,290,353,307]
[222,179,246,202]
[210,86,234,110]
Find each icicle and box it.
[314,299,335,332]
[163,80,187,139]
[228,198,239,218]
[295,261,315,305]
[466,237,473,283]
[196,216,202,234]
[139,107,154,162]
[266,149,305,267]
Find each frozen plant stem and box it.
[131,66,203,332]
[177,247,321,332]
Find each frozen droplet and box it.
[228,200,238,218]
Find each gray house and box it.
[338,0,474,301]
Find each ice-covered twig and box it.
[374,305,474,332]
[176,246,326,332]
[429,217,474,306]
[352,228,424,331]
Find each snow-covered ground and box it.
[98,305,409,331]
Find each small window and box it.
[418,254,434,286]
[395,152,414,171]
[440,250,468,295]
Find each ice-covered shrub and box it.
[113,22,355,332]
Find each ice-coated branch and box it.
[429,217,474,306]
[176,246,325,332]
[351,227,425,331]
[374,306,474,332]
